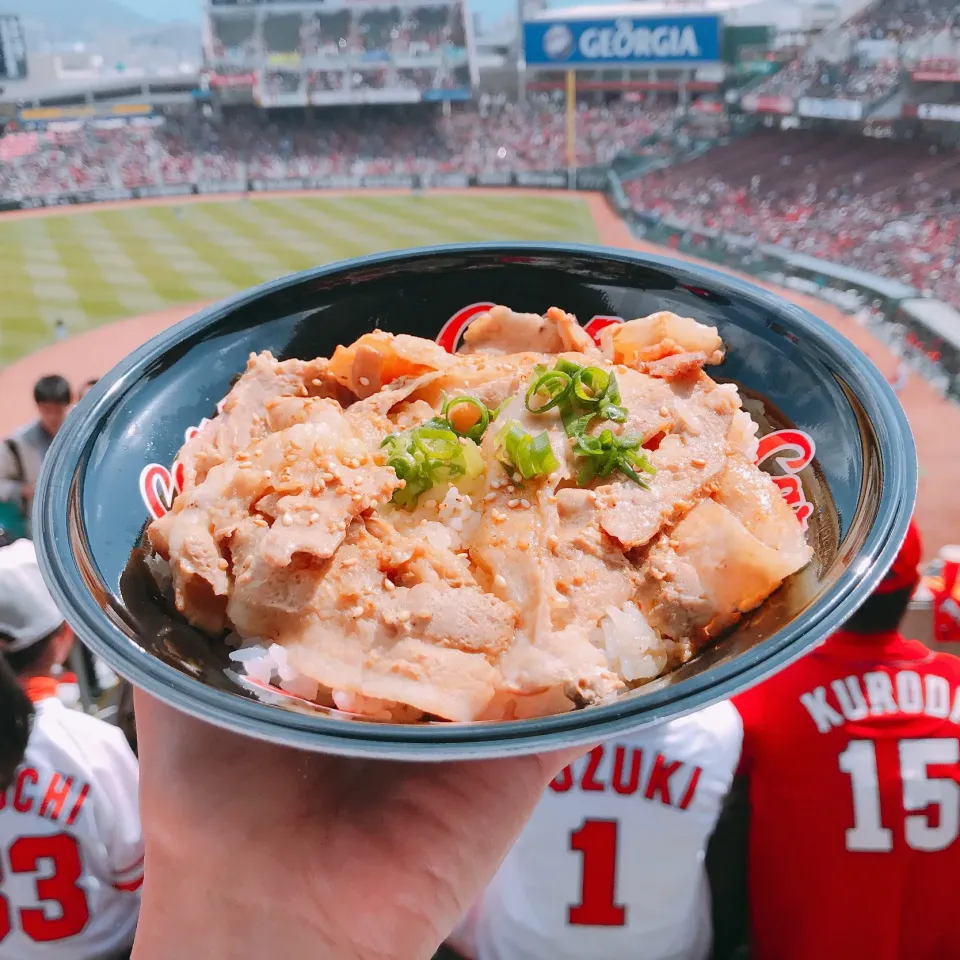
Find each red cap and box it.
[875,520,922,595]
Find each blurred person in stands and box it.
[721,521,960,959]
[0,375,72,539]
[0,539,142,960]
[444,702,741,960]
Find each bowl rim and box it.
[34,242,918,759]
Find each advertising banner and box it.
[741,93,794,115]
[515,171,567,188]
[917,103,960,122]
[523,15,721,68]
[208,71,256,88]
[797,97,863,121]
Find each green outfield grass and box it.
[0,193,600,365]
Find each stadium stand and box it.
[0,102,675,197]
[626,129,960,310]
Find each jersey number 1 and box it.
[568,819,626,926]
[839,738,960,852]
[0,833,90,944]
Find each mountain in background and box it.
[4,0,156,47]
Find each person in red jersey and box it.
[727,520,960,960]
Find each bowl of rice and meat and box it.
[33,244,916,759]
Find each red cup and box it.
[933,546,960,645]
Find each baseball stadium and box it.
[1,0,960,955]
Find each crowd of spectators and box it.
[752,56,902,104]
[0,101,677,198]
[847,0,960,42]
[626,130,960,309]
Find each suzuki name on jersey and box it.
[549,743,702,810]
[802,669,960,733]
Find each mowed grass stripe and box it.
[322,195,470,248]
[340,195,524,246]
[290,196,424,254]
[90,210,208,305]
[196,201,321,275]
[38,216,127,325]
[428,195,597,243]
[138,207,271,291]
[0,193,610,365]
[0,223,42,347]
[256,198,398,262]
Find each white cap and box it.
[0,540,65,653]
[939,545,960,564]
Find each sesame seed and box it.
[281,512,294,527]
[396,611,411,623]
[383,579,396,591]
[483,492,497,503]
[659,406,670,418]
[493,575,507,589]
[691,457,706,468]
[517,540,529,551]
[349,605,365,618]
[424,499,437,509]
[492,510,507,524]
[217,558,229,570]
[238,461,252,469]
[311,378,325,387]
[512,473,522,483]
[264,470,272,479]
[341,557,358,568]
[519,498,531,509]
[546,534,560,550]
[358,376,370,387]
[506,485,516,494]
[309,512,320,523]
[507,498,520,509]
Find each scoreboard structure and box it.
[204,0,477,108]
[0,15,27,82]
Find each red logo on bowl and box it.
[139,406,223,520]
[754,429,816,529]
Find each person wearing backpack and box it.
[0,375,72,540]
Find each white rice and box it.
[600,602,668,682]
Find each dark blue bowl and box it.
[34,243,916,759]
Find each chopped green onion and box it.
[495,420,559,480]
[572,428,656,489]
[525,370,572,413]
[382,423,484,508]
[572,366,610,404]
[555,358,584,377]
[443,395,490,443]
[413,426,461,461]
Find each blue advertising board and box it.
[523,16,721,67]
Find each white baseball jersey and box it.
[0,690,142,960]
[468,702,742,960]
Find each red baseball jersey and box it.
[734,630,960,960]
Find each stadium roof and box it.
[900,298,960,349]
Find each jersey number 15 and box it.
[839,737,960,853]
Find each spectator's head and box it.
[843,520,922,635]
[0,540,72,791]
[33,374,72,436]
